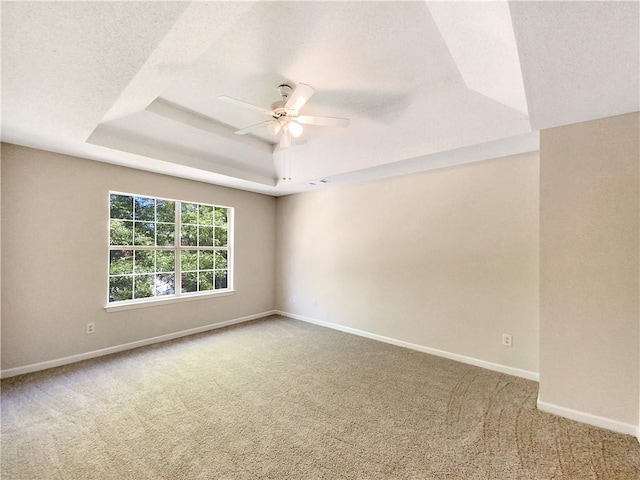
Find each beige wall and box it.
[4,116,638,431]
[539,112,639,426]
[276,152,540,373]
[1,144,276,370]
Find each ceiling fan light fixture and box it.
[220,83,349,148]
[288,121,303,138]
[267,120,282,135]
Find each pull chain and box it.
[282,146,292,181]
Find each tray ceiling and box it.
[2,1,638,195]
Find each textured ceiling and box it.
[2,1,638,196]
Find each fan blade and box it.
[285,83,315,111]
[218,96,272,116]
[280,130,292,148]
[297,115,350,127]
[234,121,270,135]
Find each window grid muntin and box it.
[108,192,232,304]
[179,247,229,293]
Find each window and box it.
[108,193,232,305]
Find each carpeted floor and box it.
[1,315,639,479]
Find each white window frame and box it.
[105,191,234,312]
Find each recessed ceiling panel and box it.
[160,1,464,140]
[2,1,637,196]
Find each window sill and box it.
[104,290,235,313]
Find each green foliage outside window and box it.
[108,193,230,303]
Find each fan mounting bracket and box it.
[277,84,293,100]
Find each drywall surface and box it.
[539,112,639,426]
[1,144,276,370]
[276,152,540,373]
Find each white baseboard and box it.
[1,310,277,379]
[537,395,639,438]
[276,310,539,382]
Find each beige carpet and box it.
[2,315,638,479]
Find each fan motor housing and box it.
[272,84,297,118]
[270,100,297,119]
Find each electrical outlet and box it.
[86,322,96,334]
[502,333,512,347]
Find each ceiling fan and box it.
[219,83,350,148]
